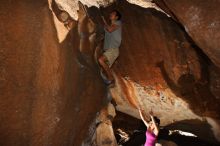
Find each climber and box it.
[139,109,160,146]
[98,10,122,86]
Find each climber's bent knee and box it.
[103,48,119,68]
[98,55,107,66]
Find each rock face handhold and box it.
[154,0,220,68]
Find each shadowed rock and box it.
[100,0,220,144]
[0,0,220,145]
[154,0,220,68]
[0,0,106,145]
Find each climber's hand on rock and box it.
[149,109,153,116]
[101,16,105,21]
[138,108,144,112]
[101,16,107,25]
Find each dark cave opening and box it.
[112,111,220,146]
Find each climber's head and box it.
[109,10,121,21]
[148,116,160,130]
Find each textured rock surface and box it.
[154,0,220,68]
[100,0,220,143]
[1,0,220,145]
[94,103,118,146]
[95,122,118,146]
[55,0,116,20]
[0,0,106,146]
[54,0,165,20]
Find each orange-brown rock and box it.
[100,0,220,143]
[1,0,220,145]
[94,103,118,146]
[0,1,106,146]
[154,0,220,68]
[95,122,118,146]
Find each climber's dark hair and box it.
[151,116,160,126]
[112,10,121,20]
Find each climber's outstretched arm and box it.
[150,115,159,136]
[102,16,120,33]
[101,16,108,25]
[138,109,149,128]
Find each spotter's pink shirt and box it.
[144,130,157,146]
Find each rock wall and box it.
[93,103,118,146]
[153,0,220,68]
[101,0,220,143]
[1,0,220,145]
[0,0,106,145]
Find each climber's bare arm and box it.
[101,16,107,25]
[104,24,119,32]
[139,109,149,128]
[150,113,159,136]
[101,16,119,33]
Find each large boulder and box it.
[0,0,106,145]
[101,0,220,143]
[1,0,220,145]
[94,103,118,146]
[153,0,220,68]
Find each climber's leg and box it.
[98,55,114,81]
[99,48,119,82]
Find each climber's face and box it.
[149,121,154,129]
[109,11,118,21]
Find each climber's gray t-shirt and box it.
[104,20,122,51]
